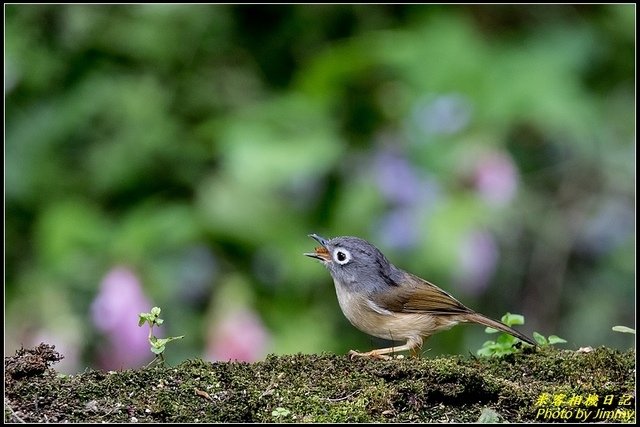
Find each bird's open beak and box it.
[304,233,331,262]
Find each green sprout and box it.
[477,312,566,357]
[477,312,527,357]
[532,332,568,346]
[271,407,291,419]
[138,306,184,366]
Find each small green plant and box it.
[477,312,527,357]
[138,306,184,366]
[271,407,291,419]
[477,312,566,357]
[532,332,567,346]
[477,407,501,423]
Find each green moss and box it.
[4,345,636,423]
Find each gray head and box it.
[304,234,403,291]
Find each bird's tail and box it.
[466,312,536,346]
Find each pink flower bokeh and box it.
[206,308,270,362]
[472,151,518,206]
[455,230,499,296]
[90,266,154,370]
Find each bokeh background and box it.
[5,4,635,373]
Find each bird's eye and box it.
[333,248,351,265]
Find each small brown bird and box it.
[305,234,535,359]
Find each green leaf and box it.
[496,347,514,357]
[151,307,161,316]
[612,325,636,335]
[153,338,169,347]
[484,327,499,334]
[477,341,502,357]
[477,407,501,423]
[151,345,165,355]
[156,336,184,346]
[496,333,516,346]
[271,407,291,418]
[501,313,524,327]
[533,332,548,346]
[138,314,148,327]
[476,347,492,357]
[155,318,164,326]
[476,342,490,355]
[547,335,567,344]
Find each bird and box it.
[304,233,535,359]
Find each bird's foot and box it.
[348,350,392,361]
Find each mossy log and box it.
[4,343,635,423]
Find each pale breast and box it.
[333,279,462,341]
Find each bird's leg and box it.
[409,345,421,358]
[348,336,423,360]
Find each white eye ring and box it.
[333,248,351,265]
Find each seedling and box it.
[533,332,567,346]
[138,306,184,366]
[477,312,566,357]
[271,407,291,419]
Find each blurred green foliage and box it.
[5,5,635,372]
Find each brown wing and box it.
[371,272,474,315]
[369,271,537,345]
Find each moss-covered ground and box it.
[4,343,636,423]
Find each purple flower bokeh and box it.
[373,147,425,206]
[575,198,634,257]
[454,230,499,296]
[375,207,420,250]
[206,308,270,362]
[372,144,440,250]
[472,151,518,206]
[90,266,154,370]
